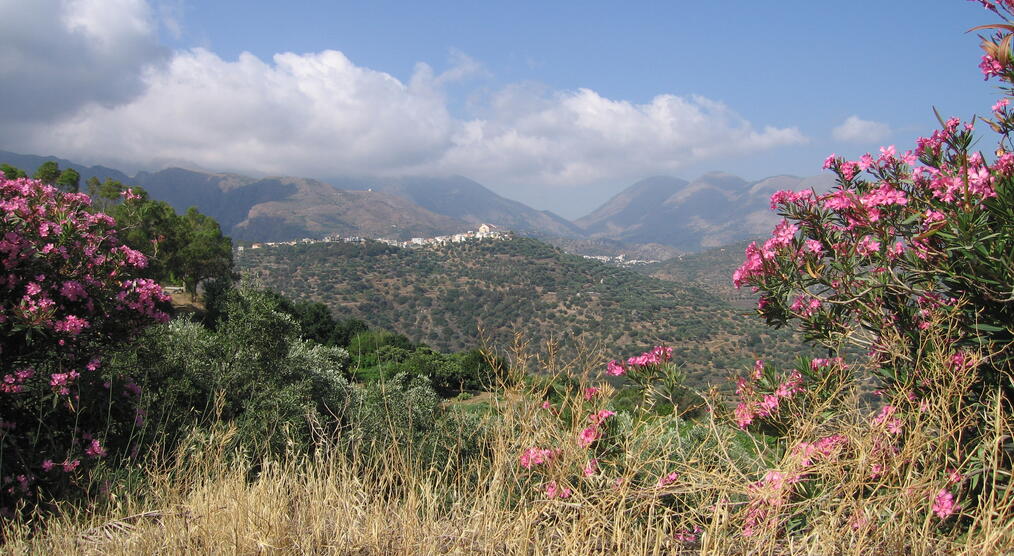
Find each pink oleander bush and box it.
[0,177,170,516]
[725,0,1014,537]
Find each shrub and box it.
[731,0,1014,530]
[120,287,355,457]
[0,177,170,514]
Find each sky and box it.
[0,0,1002,218]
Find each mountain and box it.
[348,175,584,238]
[575,173,836,252]
[238,236,812,386]
[130,168,468,242]
[0,150,131,184]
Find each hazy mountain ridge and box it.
[348,175,585,238]
[2,150,833,251]
[574,172,836,252]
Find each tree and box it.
[55,168,80,193]
[0,163,27,179]
[32,160,60,185]
[178,207,234,298]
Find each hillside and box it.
[237,237,810,386]
[575,173,836,252]
[638,241,759,309]
[351,175,584,238]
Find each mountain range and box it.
[0,150,834,252]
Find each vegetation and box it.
[639,240,760,309]
[238,237,810,388]
[3,4,1014,553]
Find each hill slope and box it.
[358,175,584,238]
[575,173,836,252]
[131,168,469,242]
[637,241,759,309]
[238,237,810,385]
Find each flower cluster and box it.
[0,177,170,512]
[578,409,616,448]
[519,446,560,469]
[733,359,809,430]
[733,94,1012,404]
[605,345,672,376]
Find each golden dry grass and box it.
[4,336,1013,555]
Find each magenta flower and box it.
[932,488,958,518]
[605,360,626,376]
[84,439,107,458]
[578,426,600,448]
[657,471,679,487]
[545,480,572,499]
[519,447,557,469]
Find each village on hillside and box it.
[239,223,513,252]
[236,223,659,267]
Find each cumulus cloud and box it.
[0,0,167,126]
[832,115,891,143]
[5,0,807,189]
[437,86,806,186]
[38,48,459,176]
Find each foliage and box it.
[238,236,811,384]
[0,177,170,513]
[115,287,354,457]
[728,0,1014,533]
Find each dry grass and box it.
[4,336,1013,555]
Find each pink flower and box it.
[545,480,572,499]
[657,471,679,487]
[589,410,615,425]
[872,405,896,425]
[62,459,80,472]
[583,459,598,477]
[120,188,142,201]
[980,54,1004,79]
[856,236,881,256]
[41,459,55,472]
[674,526,701,543]
[583,386,599,400]
[932,489,958,518]
[606,360,626,376]
[519,447,557,469]
[578,426,600,448]
[85,439,107,458]
[947,468,965,484]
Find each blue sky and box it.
[0,0,1001,217]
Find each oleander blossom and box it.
[545,481,572,499]
[519,447,558,469]
[932,488,958,518]
[0,176,170,509]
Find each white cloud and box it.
[4,0,808,190]
[832,115,891,143]
[436,87,806,186]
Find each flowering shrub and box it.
[606,345,702,416]
[728,1,1014,535]
[0,177,169,514]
